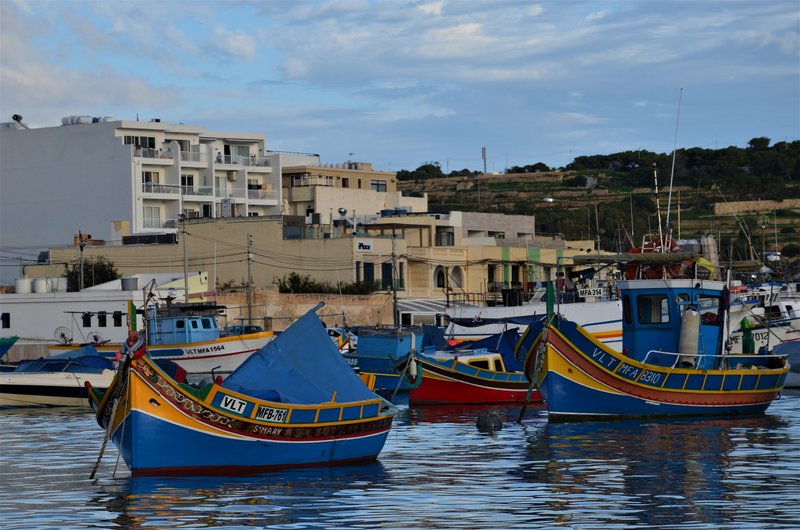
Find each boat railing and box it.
[642,349,786,369]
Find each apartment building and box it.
[0,115,281,285]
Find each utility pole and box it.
[181,214,188,300]
[247,233,253,324]
[391,235,399,328]
[78,230,86,291]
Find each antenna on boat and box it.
[664,88,683,245]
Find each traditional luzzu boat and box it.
[523,278,790,420]
[87,303,397,476]
[406,329,541,405]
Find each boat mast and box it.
[664,88,683,246]
[652,162,665,252]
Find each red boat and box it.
[408,351,541,406]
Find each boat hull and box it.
[534,321,787,420]
[50,331,274,375]
[97,356,395,476]
[409,356,538,405]
[0,370,114,408]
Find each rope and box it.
[89,350,132,479]
[517,315,553,424]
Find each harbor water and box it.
[2,391,800,529]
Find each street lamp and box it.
[79,232,86,291]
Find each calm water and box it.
[2,391,800,529]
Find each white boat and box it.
[0,354,116,408]
[49,300,274,376]
[445,295,624,351]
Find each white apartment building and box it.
[0,115,281,286]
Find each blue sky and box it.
[1,0,798,172]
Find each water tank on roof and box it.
[76,116,92,124]
[380,209,394,217]
[394,208,408,216]
[15,278,32,294]
[33,278,49,293]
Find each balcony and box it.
[247,189,279,201]
[215,154,272,168]
[142,183,179,195]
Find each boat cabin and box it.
[618,279,728,370]
[145,302,223,346]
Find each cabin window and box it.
[637,294,669,324]
[97,312,107,327]
[623,295,632,325]
[82,312,92,327]
[494,359,503,371]
[202,318,213,329]
[468,359,490,370]
[1,313,9,328]
[191,320,199,329]
[113,311,123,327]
[176,320,185,330]
[675,293,690,317]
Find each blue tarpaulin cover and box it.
[220,306,377,404]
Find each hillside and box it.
[396,140,800,267]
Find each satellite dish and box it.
[54,327,73,344]
[338,207,347,216]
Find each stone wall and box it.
[713,198,800,215]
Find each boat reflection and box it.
[98,461,392,528]
[518,413,790,527]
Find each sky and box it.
[1,0,798,173]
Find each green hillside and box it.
[397,138,800,266]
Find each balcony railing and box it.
[142,183,179,194]
[215,154,272,167]
[180,151,207,163]
[247,189,279,201]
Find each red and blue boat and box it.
[524,278,789,420]
[406,329,542,405]
[87,303,397,476]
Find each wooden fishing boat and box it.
[0,352,115,408]
[523,279,789,420]
[406,329,541,405]
[50,301,274,375]
[87,303,397,476]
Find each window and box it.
[176,320,185,329]
[123,135,156,149]
[342,178,350,188]
[202,318,213,329]
[181,174,194,188]
[370,180,387,192]
[355,261,361,283]
[468,359,490,370]
[623,295,632,325]
[113,311,123,327]
[435,227,454,246]
[82,313,92,327]
[637,294,669,324]
[1,313,9,328]
[97,312,107,327]
[143,206,161,229]
[364,262,375,285]
[435,267,446,288]
[142,171,160,185]
[381,262,393,290]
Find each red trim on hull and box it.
[131,455,381,477]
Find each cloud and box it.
[208,26,257,61]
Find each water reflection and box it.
[519,413,794,527]
[97,462,393,529]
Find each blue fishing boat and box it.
[524,279,789,420]
[87,303,397,476]
[341,326,444,394]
